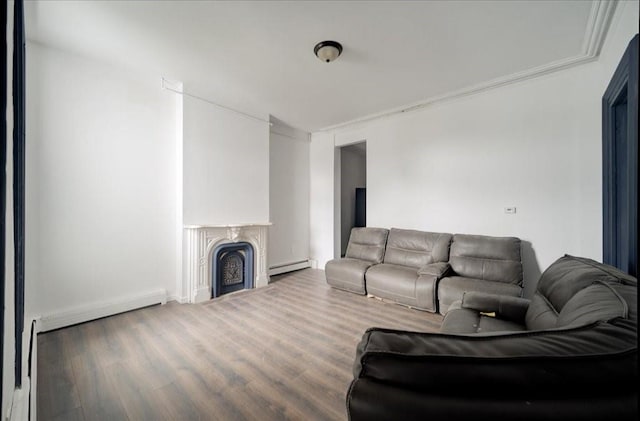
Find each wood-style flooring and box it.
[37,269,443,421]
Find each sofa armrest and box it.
[417,262,450,277]
[460,291,530,323]
[352,324,637,394]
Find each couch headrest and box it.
[526,255,637,330]
[345,227,389,264]
[449,234,522,285]
[536,255,636,310]
[383,228,451,268]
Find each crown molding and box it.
[318,0,618,133]
[269,115,311,142]
[582,0,618,57]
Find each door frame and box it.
[336,141,367,257]
[602,34,638,276]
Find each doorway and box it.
[602,34,638,277]
[340,142,367,257]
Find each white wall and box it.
[309,2,639,297]
[25,43,178,318]
[340,145,366,255]
[309,132,335,269]
[182,97,269,225]
[268,119,310,270]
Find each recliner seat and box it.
[365,228,452,312]
[325,227,389,294]
[436,233,523,314]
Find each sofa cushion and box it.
[350,321,637,421]
[526,255,637,330]
[366,263,420,301]
[449,234,522,284]
[345,227,389,263]
[460,291,530,322]
[438,276,523,315]
[364,263,438,311]
[383,229,451,268]
[440,302,527,334]
[557,282,628,327]
[325,258,373,295]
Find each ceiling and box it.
[25,1,599,132]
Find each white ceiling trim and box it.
[582,0,618,57]
[318,0,618,133]
[161,77,272,126]
[270,116,311,142]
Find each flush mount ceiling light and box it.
[314,40,343,63]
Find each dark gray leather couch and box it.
[325,227,389,294]
[436,233,523,314]
[347,255,638,421]
[365,228,452,312]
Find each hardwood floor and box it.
[37,269,443,421]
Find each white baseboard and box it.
[167,294,188,304]
[38,289,167,332]
[9,384,29,421]
[194,286,211,303]
[269,260,311,276]
[8,317,40,421]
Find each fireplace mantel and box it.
[183,223,271,303]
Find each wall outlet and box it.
[504,207,517,214]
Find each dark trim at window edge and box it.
[12,0,25,388]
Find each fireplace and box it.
[212,242,254,298]
[182,223,270,303]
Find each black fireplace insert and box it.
[211,242,254,298]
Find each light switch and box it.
[504,207,517,214]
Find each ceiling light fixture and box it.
[314,40,343,63]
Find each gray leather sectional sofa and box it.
[347,255,638,420]
[325,227,523,315]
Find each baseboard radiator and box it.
[39,289,167,332]
[269,260,311,276]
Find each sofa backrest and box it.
[345,227,389,264]
[525,255,637,330]
[382,228,452,268]
[449,234,522,284]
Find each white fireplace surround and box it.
[183,223,271,303]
